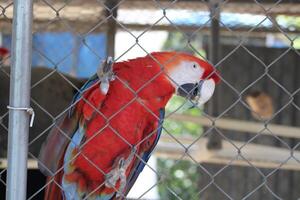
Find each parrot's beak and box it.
[177,79,215,107]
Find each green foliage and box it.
[277,15,300,29]
[164,95,202,137]
[157,159,200,200]
[294,39,300,49]
[276,15,300,49]
[162,32,206,58]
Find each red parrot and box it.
[38,52,220,200]
[0,47,10,67]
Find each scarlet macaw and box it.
[38,52,220,200]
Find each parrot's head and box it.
[152,52,220,106]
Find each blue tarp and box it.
[2,32,106,78]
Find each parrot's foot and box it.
[63,169,122,199]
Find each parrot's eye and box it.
[193,64,197,69]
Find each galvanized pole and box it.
[6,0,33,199]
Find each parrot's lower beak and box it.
[177,79,216,107]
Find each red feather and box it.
[0,47,9,57]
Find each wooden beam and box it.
[1,0,300,18]
[156,135,300,171]
[1,135,299,170]
[169,114,300,139]
[122,24,300,35]
[1,1,300,34]
[1,19,299,36]
[120,0,300,15]
[0,158,37,169]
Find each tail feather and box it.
[44,171,64,200]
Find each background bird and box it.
[0,47,10,66]
[38,51,220,200]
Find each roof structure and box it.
[0,0,300,34]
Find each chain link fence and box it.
[1,0,300,199]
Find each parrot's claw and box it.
[97,56,115,94]
[103,56,113,74]
[105,147,136,195]
[97,57,114,80]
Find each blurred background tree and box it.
[276,15,300,48]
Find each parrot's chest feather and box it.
[85,93,157,139]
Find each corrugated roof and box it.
[0,0,299,34]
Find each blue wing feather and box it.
[69,74,99,117]
[125,108,165,195]
[38,75,99,176]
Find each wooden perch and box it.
[156,135,300,171]
[0,158,38,169]
[168,114,300,139]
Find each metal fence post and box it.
[207,0,222,150]
[105,0,119,58]
[6,0,33,199]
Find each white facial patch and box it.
[168,61,204,88]
[197,79,215,106]
[167,60,216,106]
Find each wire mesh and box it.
[1,0,300,199]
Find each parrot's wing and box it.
[38,112,80,176]
[69,74,99,117]
[125,108,165,195]
[38,74,104,176]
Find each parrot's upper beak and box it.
[177,79,216,107]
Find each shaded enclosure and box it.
[1,44,300,199]
[200,45,300,199]
[0,67,85,158]
[1,0,300,199]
